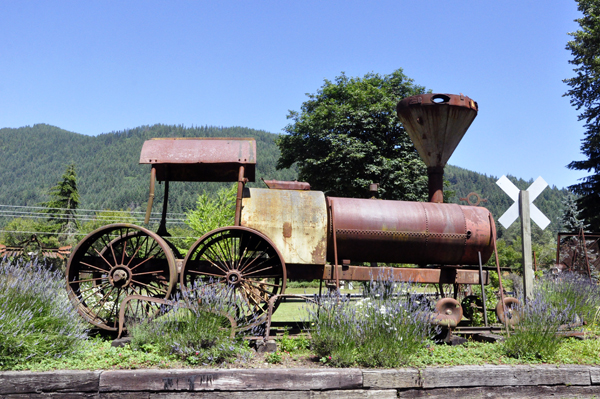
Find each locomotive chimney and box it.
[397,93,478,203]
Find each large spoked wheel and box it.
[181,227,287,323]
[66,224,177,331]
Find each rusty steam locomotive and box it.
[66,93,510,332]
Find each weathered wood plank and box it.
[119,390,396,399]
[590,367,600,384]
[421,365,591,388]
[362,369,420,388]
[399,385,600,398]
[5,394,98,399]
[0,371,101,394]
[99,368,363,392]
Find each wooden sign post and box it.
[519,190,534,300]
[497,176,549,301]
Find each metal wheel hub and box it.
[431,298,463,328]
[226,270,243,287]
[109,266,131,287]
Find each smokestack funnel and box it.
[397,93,478,203]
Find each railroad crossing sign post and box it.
[496,176,550,301]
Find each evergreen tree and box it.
[41,164,80,243]
[564,0,600,230]
[560,193,588,232]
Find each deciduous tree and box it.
[277,69,428,200]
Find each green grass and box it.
[410,336,600,367]
[9,337,186,371]
[12,332,600,371]
[272,287,360,321]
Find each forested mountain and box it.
[0,124,297,217]
[0,124,568,237]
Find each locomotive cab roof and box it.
[139,137,256,182]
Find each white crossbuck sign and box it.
[496,175,551,230]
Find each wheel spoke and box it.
[239,256,274,275]
[79,261,110,273]
[131,279,168,295]
[211,236,232,269]
[96,234,111,256]
[145,239,160,257]
[93,248,115,270]
[121,239,128,265]
[219,234,234,266]
[79,282,111,303]
[204,279,226,286]
[126,236,147,268]
[188,270,227,279]
[108,289,123,327]
[129,254,156,272]
[89,286,116,314]
[131,270,165,276]
[243,264,278,277]
[244,279,282,288]
[109,241,118,267]
[245,280,277,297]
[241,282,266,309]
[199,252,229,275]
[70,276,109,284]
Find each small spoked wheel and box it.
[180,227,287,323]
[66,224,177,331]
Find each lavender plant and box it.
[537,272,600,324]
[308,277,435,368]
[503,293,577,361]
[129,281,252,365]
[0,258,88,369]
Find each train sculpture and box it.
[66,93,513,332]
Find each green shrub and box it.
[278,330,310,353]
[286,280,320,288]
[265,351,283,364]
[0,258,88,369]
[503,293,575,361]
[129,283,252,365]
[308,277,436,368]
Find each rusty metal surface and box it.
[496,297,520,326]
[241,188,328,265]
[327,197,494,265]
[321,264,488,285]
[431,298,463,327]
[397,93,478,168]
[262,179,311,190]
[556,232,600,277]
[0,244,72,259]
[397,93,478,203]
[139,138,256,182]
[460,192,488,206]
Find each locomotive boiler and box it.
[66,93,508,332]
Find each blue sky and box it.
[0,1,587,189]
